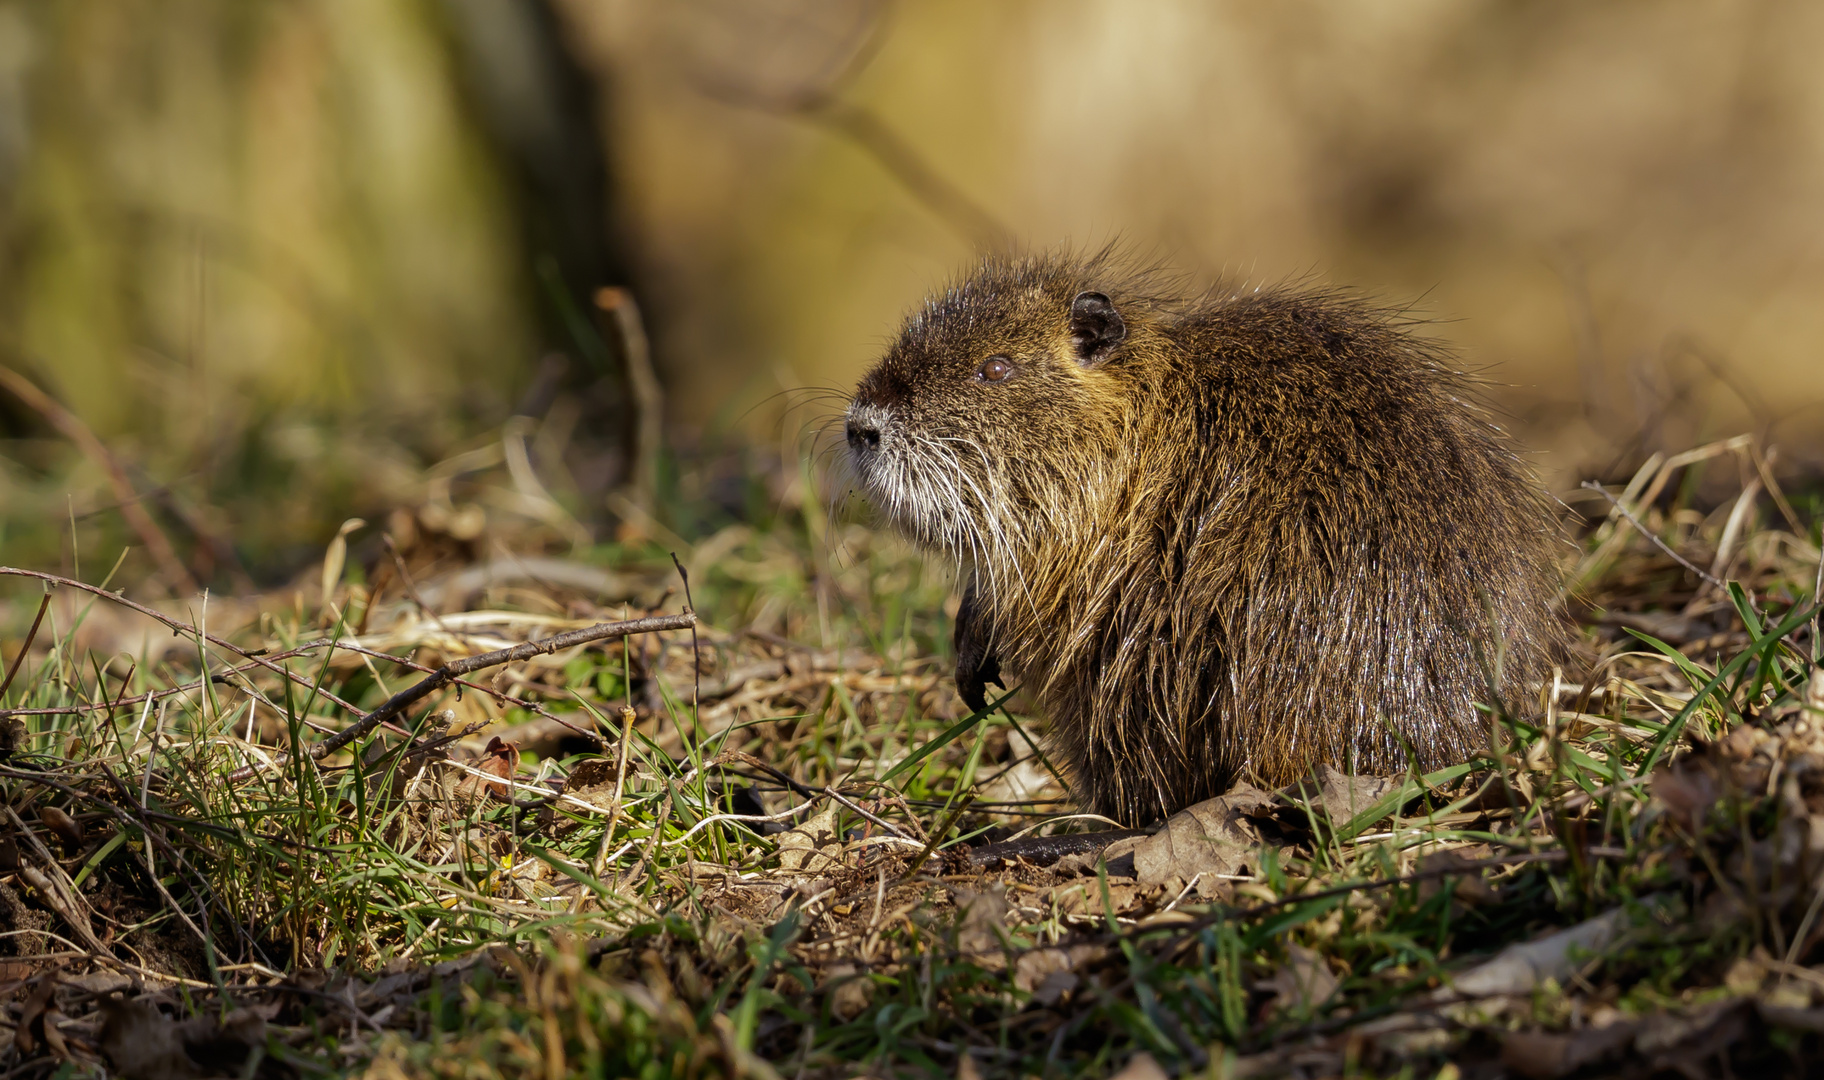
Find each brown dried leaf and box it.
[37,807,82,855]
[1042,878,1146,918]
[1440,902,1644,999]
[1283,764,1400,827]
[14,978,60,1058]
[1721,954,1768,996]
[1106,1051,1169,1080]
[464,736,520,802]
[1013,946,1090,998]
[1757,999,1824,1034]
[1418,848,1496,907]
[1125,783,1274,892]
[564,756,620,792]
[953,888,1010,961]
[1259,944,1340,1016]
[823,963,872,1021]
[776,808,841,874]
[98,997,270,1080]
[16,863,101,952]
[1500,1021,1637,1079]
[1651,758,1723,832]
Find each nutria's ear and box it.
[1069,291,1126,365]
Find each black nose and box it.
[846,418,880,451]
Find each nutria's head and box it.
[844,257,1158,567]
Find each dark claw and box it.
[954,580,1005,713]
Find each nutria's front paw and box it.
[954,584,1004,713]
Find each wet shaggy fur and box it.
[844,251,1566,826]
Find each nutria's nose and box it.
[846,417,880,451]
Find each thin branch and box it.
[0,568,372,723]
[0,365,199,596]
[1578,481,1726,590]
[226,610,695,781]
[810,100,1013,253]
[0,594,50,702]
[596,287,664,517]
[724,750,907,840]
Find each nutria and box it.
[842,250,1566,826]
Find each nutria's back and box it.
[845,251,1566,825]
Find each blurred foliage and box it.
[4,0,1824,592]
[566,0,1824,487]
[0,0,575,579]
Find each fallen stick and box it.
[0,367,199,596]
[226,610,696,782]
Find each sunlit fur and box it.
[846,250,1566,826]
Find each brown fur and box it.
[844,250,1566,825]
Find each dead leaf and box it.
[1652,757,1723,832]
[1126,783,1273,892]
[564,757,620,792]
[776,808,842,874]
[320,516,366,612]
[1260,944,1340,1016]
[1757,999,1824,1034]
[459,737,520,803]
[1722,954,1768,996]
[824,963,872,1020]
[1106,1051,1169,1080]
[1719,722,1770,760]
[1632,999,1745,1057]
[954,888,1010,961]
[1500,1022,1637,1079]
[1283,765,1399,827]
[1438,899,1660,999]
[16,862,103,952]
[14,977,64,1059]
[99,998,200,1080]
[1043,879,1145,918]
[1014,945,1102,1004]
[37,807,82,855]
[98,997,269,1080]
[1418,848,1496,907]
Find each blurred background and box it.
[3,0,1822,594]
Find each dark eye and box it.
[977,356,1013,383]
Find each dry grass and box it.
[0,435,1818,1078]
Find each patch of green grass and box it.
[0,446,1821,1077]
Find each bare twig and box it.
[1578,481,1726,590]
[3,804,107,955]
[0,593,50,702]
[595,287,664,517]
[0,567,377,723]
[0,365,199,596]
[688,5,1011,255]
[670,552,701,740]
[327,639,603,748]
[1813,542,1823,665]
[384,534,464,645]
[226,610,695,781]
[724,750,907,840]
[811,100,1012,253]
[1750,442,1806,537]
[577,705,638,911]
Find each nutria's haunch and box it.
[843,251,1566,826]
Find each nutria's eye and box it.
[977,356,1013,383]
